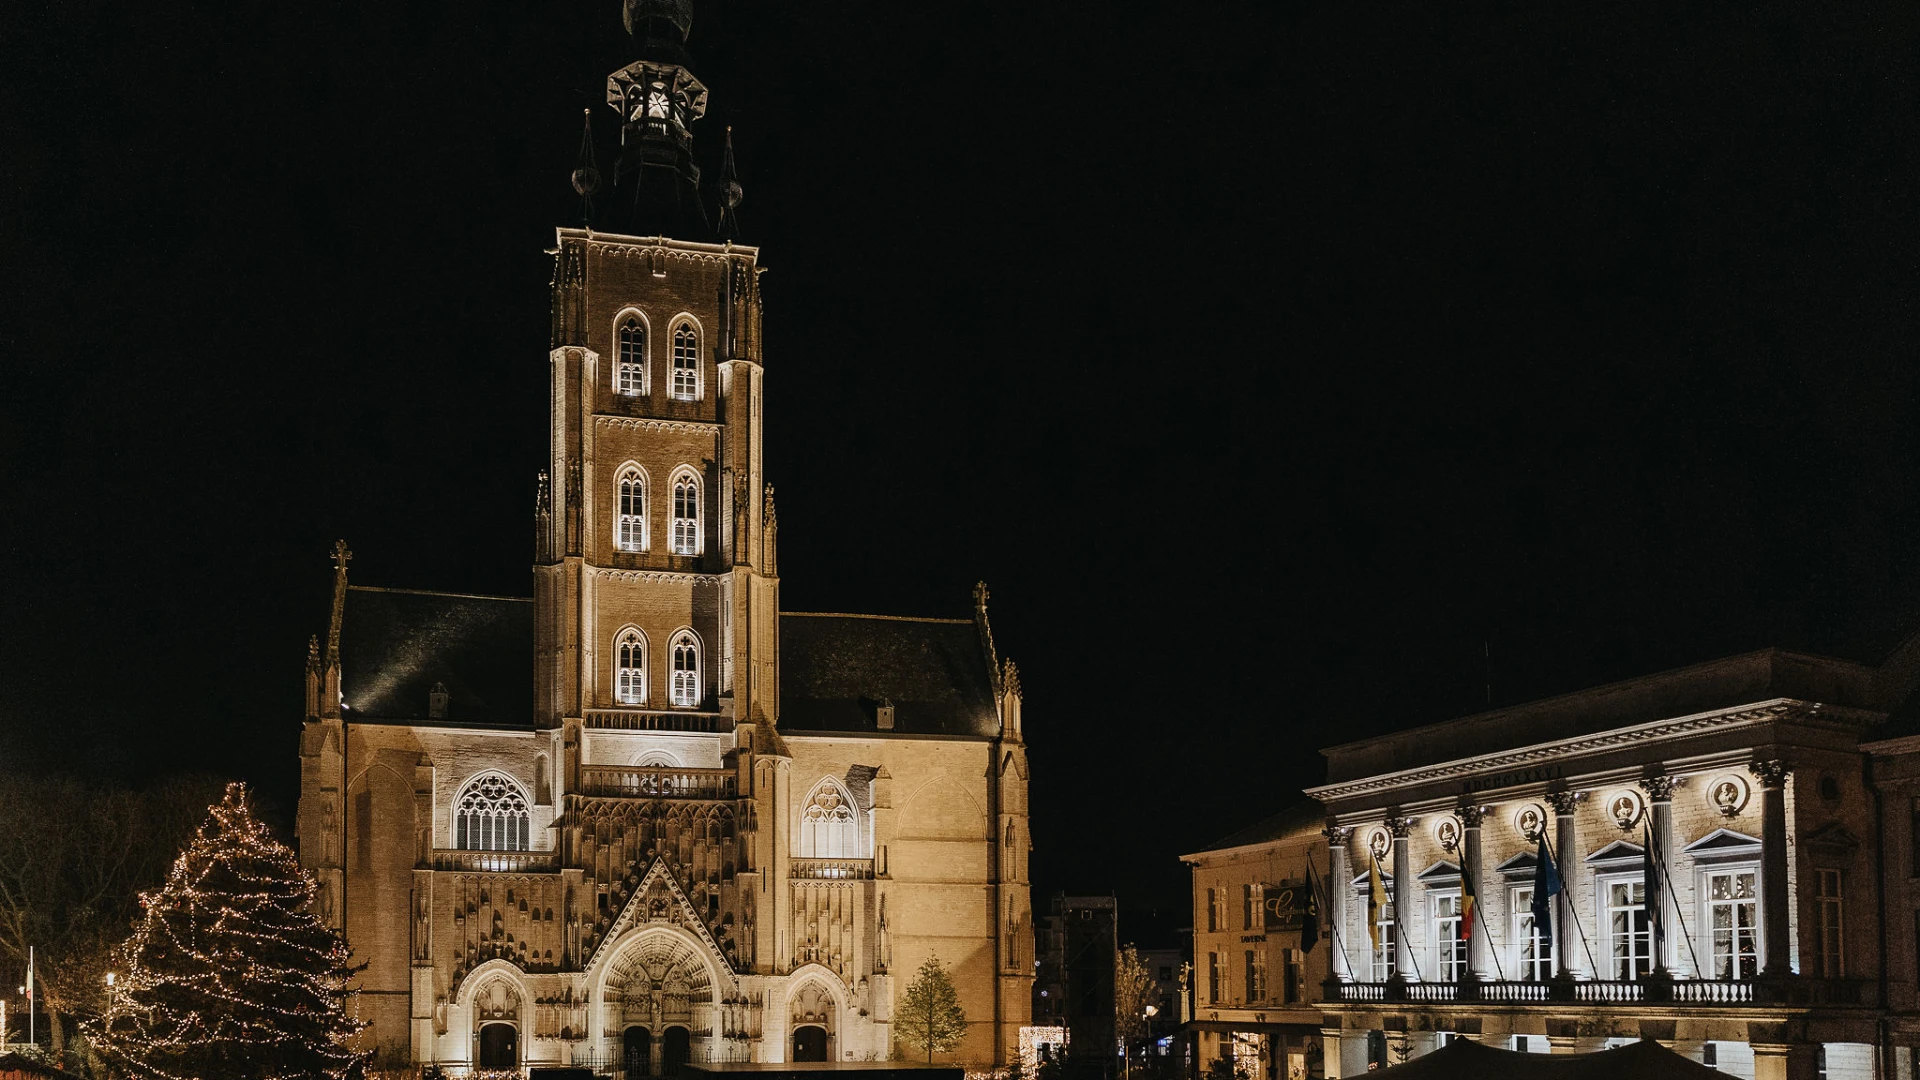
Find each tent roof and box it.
[1372,1038,1721,1079]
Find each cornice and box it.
[588,566,722,586]
[1306,700,1815,804]
[593,414,721,434]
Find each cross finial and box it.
[330,539,354,574]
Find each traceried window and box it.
[615,630,647,705]
[617,316,647,395]
[1706,868,1758,979]
[1433,892,1466,982]
[1605,877,1652,979]
[1814,869,1843,977]
[671,472,700,555]
[671,322,699,400]
[800,781,860,857]
[1512,885,1553,980]
[669,631,700,706]
[616,469,647,552]
[455,773,531,852]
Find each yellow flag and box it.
[1367,853,1387,948]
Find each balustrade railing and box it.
[580,765,738,799]
[1324,975,1873,1007]
[583,709,733,734]
[790,858,875,880]
[429,849,561,874]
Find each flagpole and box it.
[1653,831,1705,977]
[1541,835,1600,977]
[1308,856,1359,987]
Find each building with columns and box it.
[1294,642,1920,1079]
[294,1,1032,1071]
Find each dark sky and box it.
[4,2,1917,945]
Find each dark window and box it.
[1703,1044,1717,1066]
[1206,889,1218,932]
[1243,884,1256,929]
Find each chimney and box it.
[875,698,895,731]
[429,682,449,719]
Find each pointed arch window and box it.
[616,468,648,552]
[670,631,701,707]
[671,322,699,401]
[671,471,700,555]
[617,316,647,396]
[800,780,862,858]
[616,630,648,705]
[455,773,531,852]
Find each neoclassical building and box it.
[294,2,1031,1071]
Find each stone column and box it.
[1751,1040,1818,1080]
[1752,759,1792,977]
[1386,814,1417,983]
[1320,1026,1343,1079]
[1546,792,1584,979]
[1459,805,1491,982]
[1324,826,1354,984]
[1639,775,1679,975]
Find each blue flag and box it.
[1530,834,1561,942]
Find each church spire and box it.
[606,0,713,237]
[717,126,743,240]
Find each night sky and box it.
[4,3,1917,945]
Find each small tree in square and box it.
[1114,944,1157,1079]
[895,955,968,1063]
[89,782,369,1080]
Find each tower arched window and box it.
[671,322,699,401]
[671,471,700,555]
[617,316,647,396]
[669,631,701,707]
[616,468,647,552]
[800,780,861,858]
[454,773,532,852]
[616,630,647,705]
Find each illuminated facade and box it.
[295,2,1031,1070]
[1302,646,1920,1079]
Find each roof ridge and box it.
[782,611,970,625]
[348,585,534,603]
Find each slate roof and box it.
[778,613,1000,737]
[338,587,534,728]
[1187,801,1325,856]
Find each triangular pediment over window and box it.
[1585,839,1646,867]
[1351,871,1394,889]
[1683,828,1763,862]
[1802,822,1860,857]
[1494,851,1539,877]
[1416,860,1462,883]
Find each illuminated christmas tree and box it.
[90,783,368,1080]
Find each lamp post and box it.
[1142,1005,1159,1079]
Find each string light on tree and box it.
[87,783,369,1080]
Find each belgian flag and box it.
[1460,859,1478,940]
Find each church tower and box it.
[297,2,1028,1069]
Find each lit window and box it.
[672,472,700,555]
[1242,884,1258,930]
[671,323,698,400]
[616,469,647,552]
[1706,869,1758,979]
[1433,892,1466,982]
[800,781,860,857]
[1243,948,1266,1003]
[1511,885,1554,980]
[455,773,531,852]
[1372,915,1397,981]
[670,631,700,707]
[617,316,646,395]
[616,630,647,705]
[1814,869,1843,977]
[1606,877,1652,979]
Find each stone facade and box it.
[294,17,1032,1062]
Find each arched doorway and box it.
[662,1025,692,1077]
[478,1022,518,1069]
[624,1026,652,1077]
[793,1025,828,1062]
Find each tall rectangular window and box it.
[1244,948,1266,1003]
[1433,892,1466,982]
[1206,888,1218,932]
[1512,885,1553,980]
[1705,868,1758,979]
[1814,869,1843,977]
[1283,948,1304,1004]
[1371,917,1396,981]
[1605,877,1651,979]
[1243,884,1257,930]
[1207,952,1221,1003]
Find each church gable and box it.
[583,855,735,979]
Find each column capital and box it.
[1750,759,1789,789]
[1385,814,1417,838]
[1323,824,1353,845]
[1546,790,1583,815]
[1458,804,1489,828]
[1638,774,1680,801]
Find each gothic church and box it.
[295,2,1033,1070]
